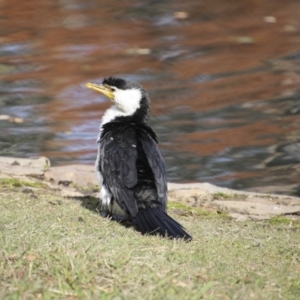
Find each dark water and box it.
[1,0,300,196]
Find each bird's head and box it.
[86,77,150,122]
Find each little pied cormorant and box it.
[86,77,192,241]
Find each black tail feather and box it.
[133,207,192,241]
[137,210,151,233]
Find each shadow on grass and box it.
[70,195,135,229]
[78,195,100,212]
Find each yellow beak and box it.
[85,83,114,100]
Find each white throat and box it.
[101,88,142,127]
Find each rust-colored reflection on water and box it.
[1,0,300,195]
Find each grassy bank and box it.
[1,181,300,299]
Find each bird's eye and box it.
[110,87,116,92]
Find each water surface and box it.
[1,0,300,195]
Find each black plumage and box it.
[88,77,192,241]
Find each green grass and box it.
[1,186,300,299]
[168,201,231,218]
[269,216,298,226]
[212,192,248,201]
[0,178,46,189]
[212,192,231,199]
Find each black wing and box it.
[99,123,168,216]
[100,124,139,216]
[138,129,168,211]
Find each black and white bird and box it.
[86,77,192,240]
